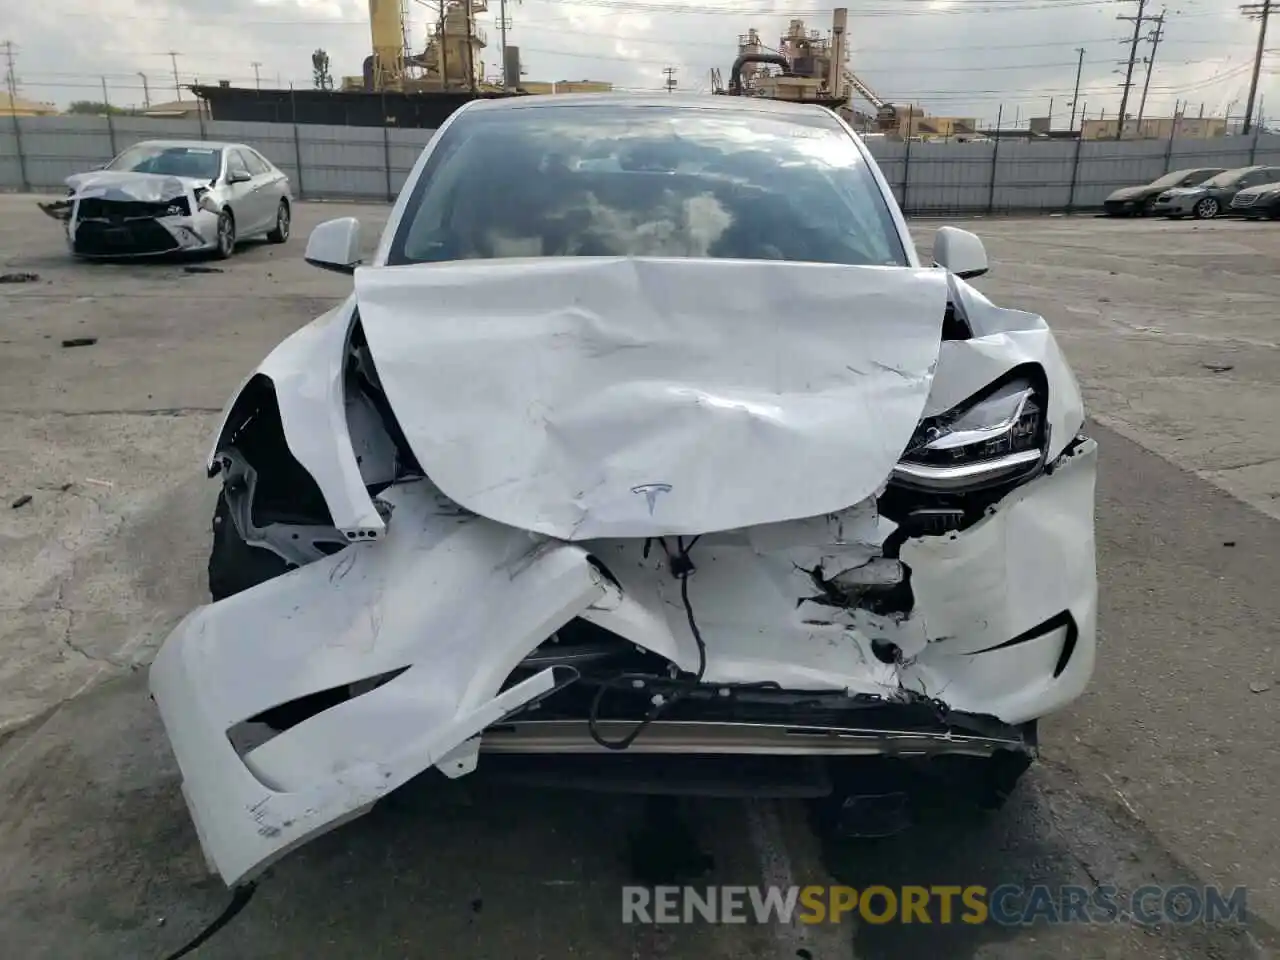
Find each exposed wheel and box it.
[208,490,291,601]
[266,201,290,243]
[213,210,236,259]
[1139,197,1156,216]
[1193,197,1220,219]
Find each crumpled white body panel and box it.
[205,298,388,538]
[354,257,949,539]
[151,437,1096,887]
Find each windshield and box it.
[1149,169,1204,189]
[388,104,907,268]
[1202,169,1248,188]
[107,144,222,180]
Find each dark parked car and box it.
[1102,168,1224,216]
[1230,180,1280,219]
[1151,165,1280,219]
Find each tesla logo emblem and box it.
[631,483,673,515]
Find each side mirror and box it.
[227,170,252,184]
[932,226,989,279]
[305,218,362,275]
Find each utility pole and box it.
[137,72,151,108]
[1241,0,1272,135]
[1115,0,1150,140]
[663,65,678,94]
[1136,8,1166,133]
[251,61,262,90]
[168,51,182,101]
[498,0,509,90]
[1069,46,1085,131]
[438,1,449,91]
[2,40,18,112]
[463,0,476,93]
[3,39,29,190]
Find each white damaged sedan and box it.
[149,94,1098,887]
[38,140,292,259]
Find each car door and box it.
[247,148,289,206]
[225,149,268,234]
[222,149,262,234]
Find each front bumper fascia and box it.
[150,439,1097,886]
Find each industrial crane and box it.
[368,0,407,91]
[364,0,490,93]
[843,69,899,130]
[713,8,900,133]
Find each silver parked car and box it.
[1150,165,1280,220]
[38,140,293,259]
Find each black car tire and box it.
[213,209,236,259]
[208,489,292,601]
[267,201,291,243]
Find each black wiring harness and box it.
[587,535,707,751]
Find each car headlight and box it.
[893,378,1046,491]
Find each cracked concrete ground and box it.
[1,197,1278,958]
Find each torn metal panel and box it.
[890,437,1098,723]
[153,442,1096,885]
[354,257,949,540]
[207,298,387,539]
[149,478,608,885]
[37,199,73,222]
[65,170,204,204]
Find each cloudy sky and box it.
[5,0,1275,126]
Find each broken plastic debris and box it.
[1249,681,1272,694]
[0,272,40,284]
[61,338,98,348]
[10,494,32,509]
[84,477,114,488]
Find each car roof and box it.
[127,140,240,151]
[462,92,839,121]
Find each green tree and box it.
[312,49,334,91]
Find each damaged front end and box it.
[150,257,1097,886]
[45,172,219,257]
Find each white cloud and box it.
[5,0,1274,124]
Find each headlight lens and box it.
[893,379,1046,491]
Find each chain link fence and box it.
[3,112,1279,214]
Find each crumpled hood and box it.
[65,170,210,202]
[354,257,948,540]
[1106,186,1148,201]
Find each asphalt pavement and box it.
[0,197,1277,959]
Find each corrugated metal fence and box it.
[4,114,1280,215]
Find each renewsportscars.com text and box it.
[622,884,1248,926]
